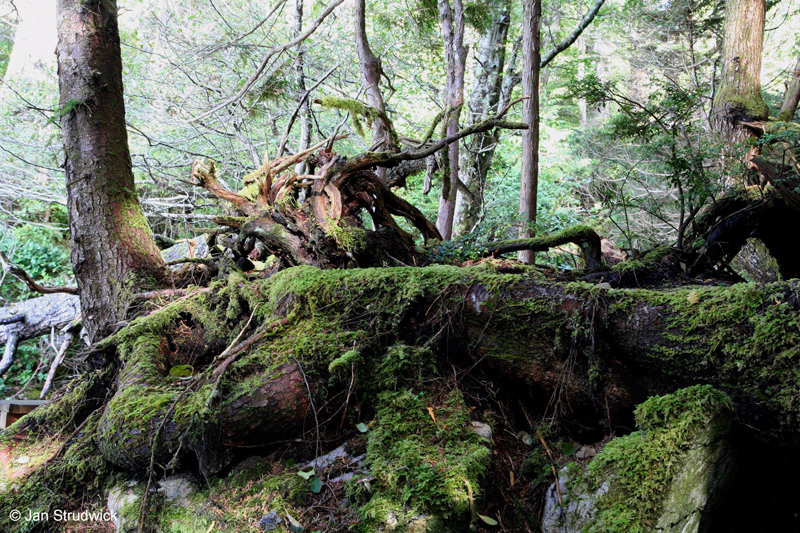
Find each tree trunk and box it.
[354,0,392,185]
[778,53,800,122]
[56,0,165,342]
[712,0,768,144]
[454,4,511,236]
[518,0,541,264]
[294,0,312,174]
[435,0,467,241]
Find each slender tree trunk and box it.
[295,0,312,174]
[454,5,511,236]
[354,0,392,183]
[436,0,467,240]
[712,0,768,144]
[518,0,541,264]
[778,54,800,122]
[56,0,165,342]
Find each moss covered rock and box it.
[541,386,735,533]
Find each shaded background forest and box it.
[0,0,798,397]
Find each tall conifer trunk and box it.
[518,0,541,264]
[712,0,768,144]
[56,0,164,342]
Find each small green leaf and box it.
[356,422,369,433]
[562,442,580,456]
[309,476,323,493]
[478,514,498,526]
[168,365,194,378]
[297,468,315,480]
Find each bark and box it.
[354,0,393,183]
[778,53,800,122]
[435,0,467,240]
[518,0,542,264]
[712,0,768,144]
[454,4,511,236]
[57,0,165,342]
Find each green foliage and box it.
[0,339,48,398]
[0,202,71,302]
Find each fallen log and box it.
[0,293,81,346]
[39,266,800,477]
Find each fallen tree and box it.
[3,265,800,531]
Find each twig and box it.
[537,429,562,506]
[40,330,75,399]
[186,0,346,123]
[0,314,24,325]
[211,318,289,381]
[292,356,320,459]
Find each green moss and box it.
[0,412,112,532]
[356,389,491,529]
[713,86,770,121]
[585,385,734,532]
[612,245,671,274]
[325,218,367,254]
[318,95,381,138]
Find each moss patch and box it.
[355,388,491,530]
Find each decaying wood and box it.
[0,293,81,346]
[482,225,602,268]
[187,97,530,271]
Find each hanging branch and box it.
[278,62,341,157]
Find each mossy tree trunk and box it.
[56,0,165,342]
[712,0,768,145]
[50,267,800,477]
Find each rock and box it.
[540,386,736,533]
[259,511,282,531]
[157,473,196,504]
[540,468,608,533]
[471,421,492,440]
[653,409,736,532]
[106,482,139,532]
[574,446,596,459]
